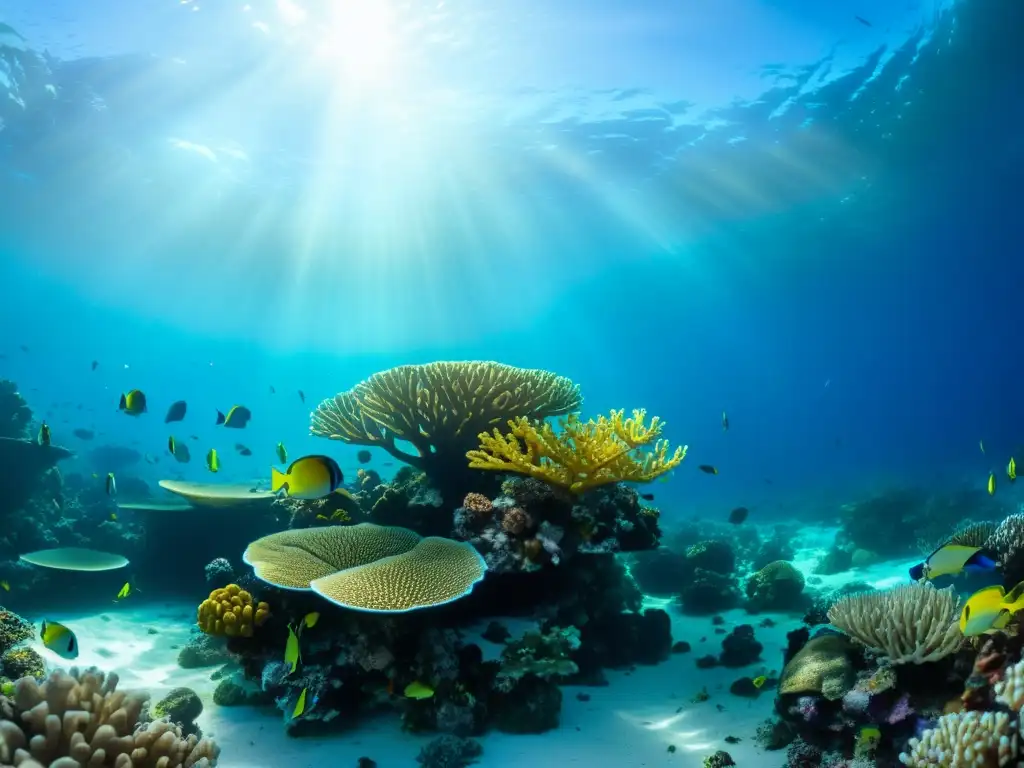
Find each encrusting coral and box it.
[466,408,686,494]
[309,362,582,476]
[778,634,856,700]
[0,667,219,767]
[197,584,270,637]
[827,582,963,664]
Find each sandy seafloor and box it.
[22,526,917,767]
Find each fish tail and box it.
[118,394,126,410]
[271,466,287,494]
[908,563,925,581]
[215,410,225,425]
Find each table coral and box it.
[0,667,219,767]
[197,584,269,637]
[467,408,686,494]
[310,362,581,479]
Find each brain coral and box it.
[197,584,270,637]
[242,522,422,589]
[310,537,488,613]
[779,634,855,701]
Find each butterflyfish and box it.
[960,580,1024,636]
[41,620,79,659]
[118,390,147,416]
[271,455,343,500]
[215,406,251,428]
[908,544,996,582]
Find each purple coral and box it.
[886,693,913,724]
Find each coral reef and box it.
[0,667,219,766]
[0,380,31,439]
[197,584,270,637]
[467,408,686,494]
[745,560,807,613]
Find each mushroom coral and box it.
[466,408,686,494]
[309,362,582,478]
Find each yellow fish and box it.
[960,580,1024,636]
[316,514,329,521]
[291,687,308,719]
[284,624,300,674]
[857,725,881,751]
[751,675,767,689]
[276,442,287,464]
[116,582,131,600]
[909,544,996,581]
[271,455,344,500]
[988,471,996,496]
[118,389,147,416]
[110,513,117,521]
[40,620,78,659]
[1009,457,1017,482]
[0,580,10,592]
[105,473,117,496]
[38,422,50,446]
[303,612,320,630]
[206,448,220,473]
[404,681,435,700]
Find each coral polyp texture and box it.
[309,361,582,473]
[466,408,687,494]
[898,710,1016,767]
[242,522,422,589]
[827,582,963,664]
[243,524,486,612]
[0,667,219,767]
[310,537,488,612]
[197,584,270,637]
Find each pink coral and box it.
[886,693,912,724]
[501,506,533,535]
[463,493,493,517]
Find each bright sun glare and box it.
[309,1,399,85]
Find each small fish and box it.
[988,471,996,496]
[728,507,749,525]
[0,581,10,592]
[41,620,79,659]
[168,437,191,464]
[72,428,95,440]
[298,390,306,403]
[404,681,435,700]
[291,687,308,719]
[980,440,986,454]
[303,611,320,629]
[235,444,253,456]
[269,385,276,394]
[961,580,1024,636]
[91,360,98,371]
[189,435,199,440]
[271,455,344,500]
[216,405,252,428]
[110,513,117,521]
[105,473,117,496]
[285,624,300,674]
[164,400,187,423]
[38,422,50,446]
[857,725,881,751]
[698,465,718,475]
[751,675,767,689]
[116,582,132,600]
[118,390,147,416]
[640,493,655,501]
[356,449,372,464]
[722,411,729,431]
[276,442,288,464]
[854,14,872,27]
[206,449,220,473]
[1009,457,1017,482]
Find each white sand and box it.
[20,538,912,767]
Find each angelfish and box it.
[909,543,996,582]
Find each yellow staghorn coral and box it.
[466,408,687,494]
[309,362,582,472]
[197,584,270,638]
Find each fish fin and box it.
[1004,580,1024,611]
[271,467,288,494]
[118,394,126,410]
[965,552,998,571]
[215,410,225,425]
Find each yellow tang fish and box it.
[118,389,147,416]
[276,442,287,464]
[38,422,50,446]
[404,681,435,700]
[206,449,220,473]
[105,473,117,496]
[303,612,320,630]
[1009,457,1017,482]
[41,620,79,660]
[988,471,996,496]
[284,624,300,674]
[751,675,767,689]
[960,580,1024,636]
[291,687,308,719]
[271,455,343,500]
[116,582,132,600]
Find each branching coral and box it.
[197,584,270,637]
[827,582,963,664]
[466,409,686,494]
[898,711,1016,767]
[309,362,582,472]
[0,667,219,767]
